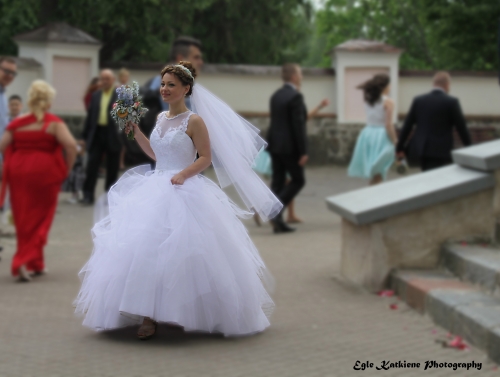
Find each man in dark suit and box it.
[267,63,308,233]
[80,69,120,205]
[397,71,471,171]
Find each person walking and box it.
[8,95,23,121]
[267,63,308,234]
[0,58,18,247]
[348,74,398,185]
[396,71,471,171]
[0,57,17,138]
[83,77,101,111]
[253,97,329,225]
[118,68,130,86]
[74,62,281,339]
[141,37,203,137]
[0,80,77,281]
[80,69,120,205]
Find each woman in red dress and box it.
[0,80,77,282]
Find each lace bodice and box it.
[150,110,197,171]
[365,96,388,126]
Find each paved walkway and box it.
[0,167,498,377]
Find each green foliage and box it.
[314,0,500,70]
[186,0,313,64]
[2,0,497,69]
[0,0,312,65]
[0,0,40,56]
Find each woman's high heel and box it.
[18,265,32,282]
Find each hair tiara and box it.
[174,64,194,81]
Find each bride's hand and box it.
[124,121,137,135]
[171,172,186,185]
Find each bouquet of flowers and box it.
[110,81,148,140]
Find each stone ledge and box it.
[326,165,494,225]
[453,140,500,171]
[390,269,500,362]
[441,243,500,292]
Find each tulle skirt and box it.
[74,165,274,336]
[347,125,395,180]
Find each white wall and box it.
[8,65,500,118]
[399,76,500,116]
[5,68,42,105]
[197,74,336,114]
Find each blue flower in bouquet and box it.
[110,81,148,140]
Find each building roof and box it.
[13,22,101,45]
[335,39,402,53]
[0,56,43,69]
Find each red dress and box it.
[0,113,68,276]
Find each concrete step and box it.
[441,243,500,293]
[390,269,500,364]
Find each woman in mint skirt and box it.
[348,74,398,185]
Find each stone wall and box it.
[245,116,364,165]
[60,113,500,166]
[61,115,85,138]
[340,187,495,292]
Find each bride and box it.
[74,61,282,340]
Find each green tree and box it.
[0,0,40,57]
[423,0,500,70]
[0,0,313,65]
[314,0,500,70]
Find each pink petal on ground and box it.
[389,303,398,310]
[448,336,469,350]
[460,241,468,246]
[378,290,395,297]
[431,329,437,334]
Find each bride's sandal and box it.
[137,318,157,340]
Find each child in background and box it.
[63,140,86,204]
[8,95,23,121]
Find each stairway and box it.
[390,241,500,363]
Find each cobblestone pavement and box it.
[1,167,498,377]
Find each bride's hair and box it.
[28,80,56,121]
[160,61,197,96]
[357,74,390,106]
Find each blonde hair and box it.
[28,80,56,121]
[118,68,130,80]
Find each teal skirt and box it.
[252,149,272,177]
[348,125,395,180]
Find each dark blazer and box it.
[81,89,120,152]
[397,89,471,159]
[267,84,308,156]
[139,77,164,139]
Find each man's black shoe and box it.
[270,217,295,234]
[79,197,94,206]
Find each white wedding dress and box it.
[74,110,275,336]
